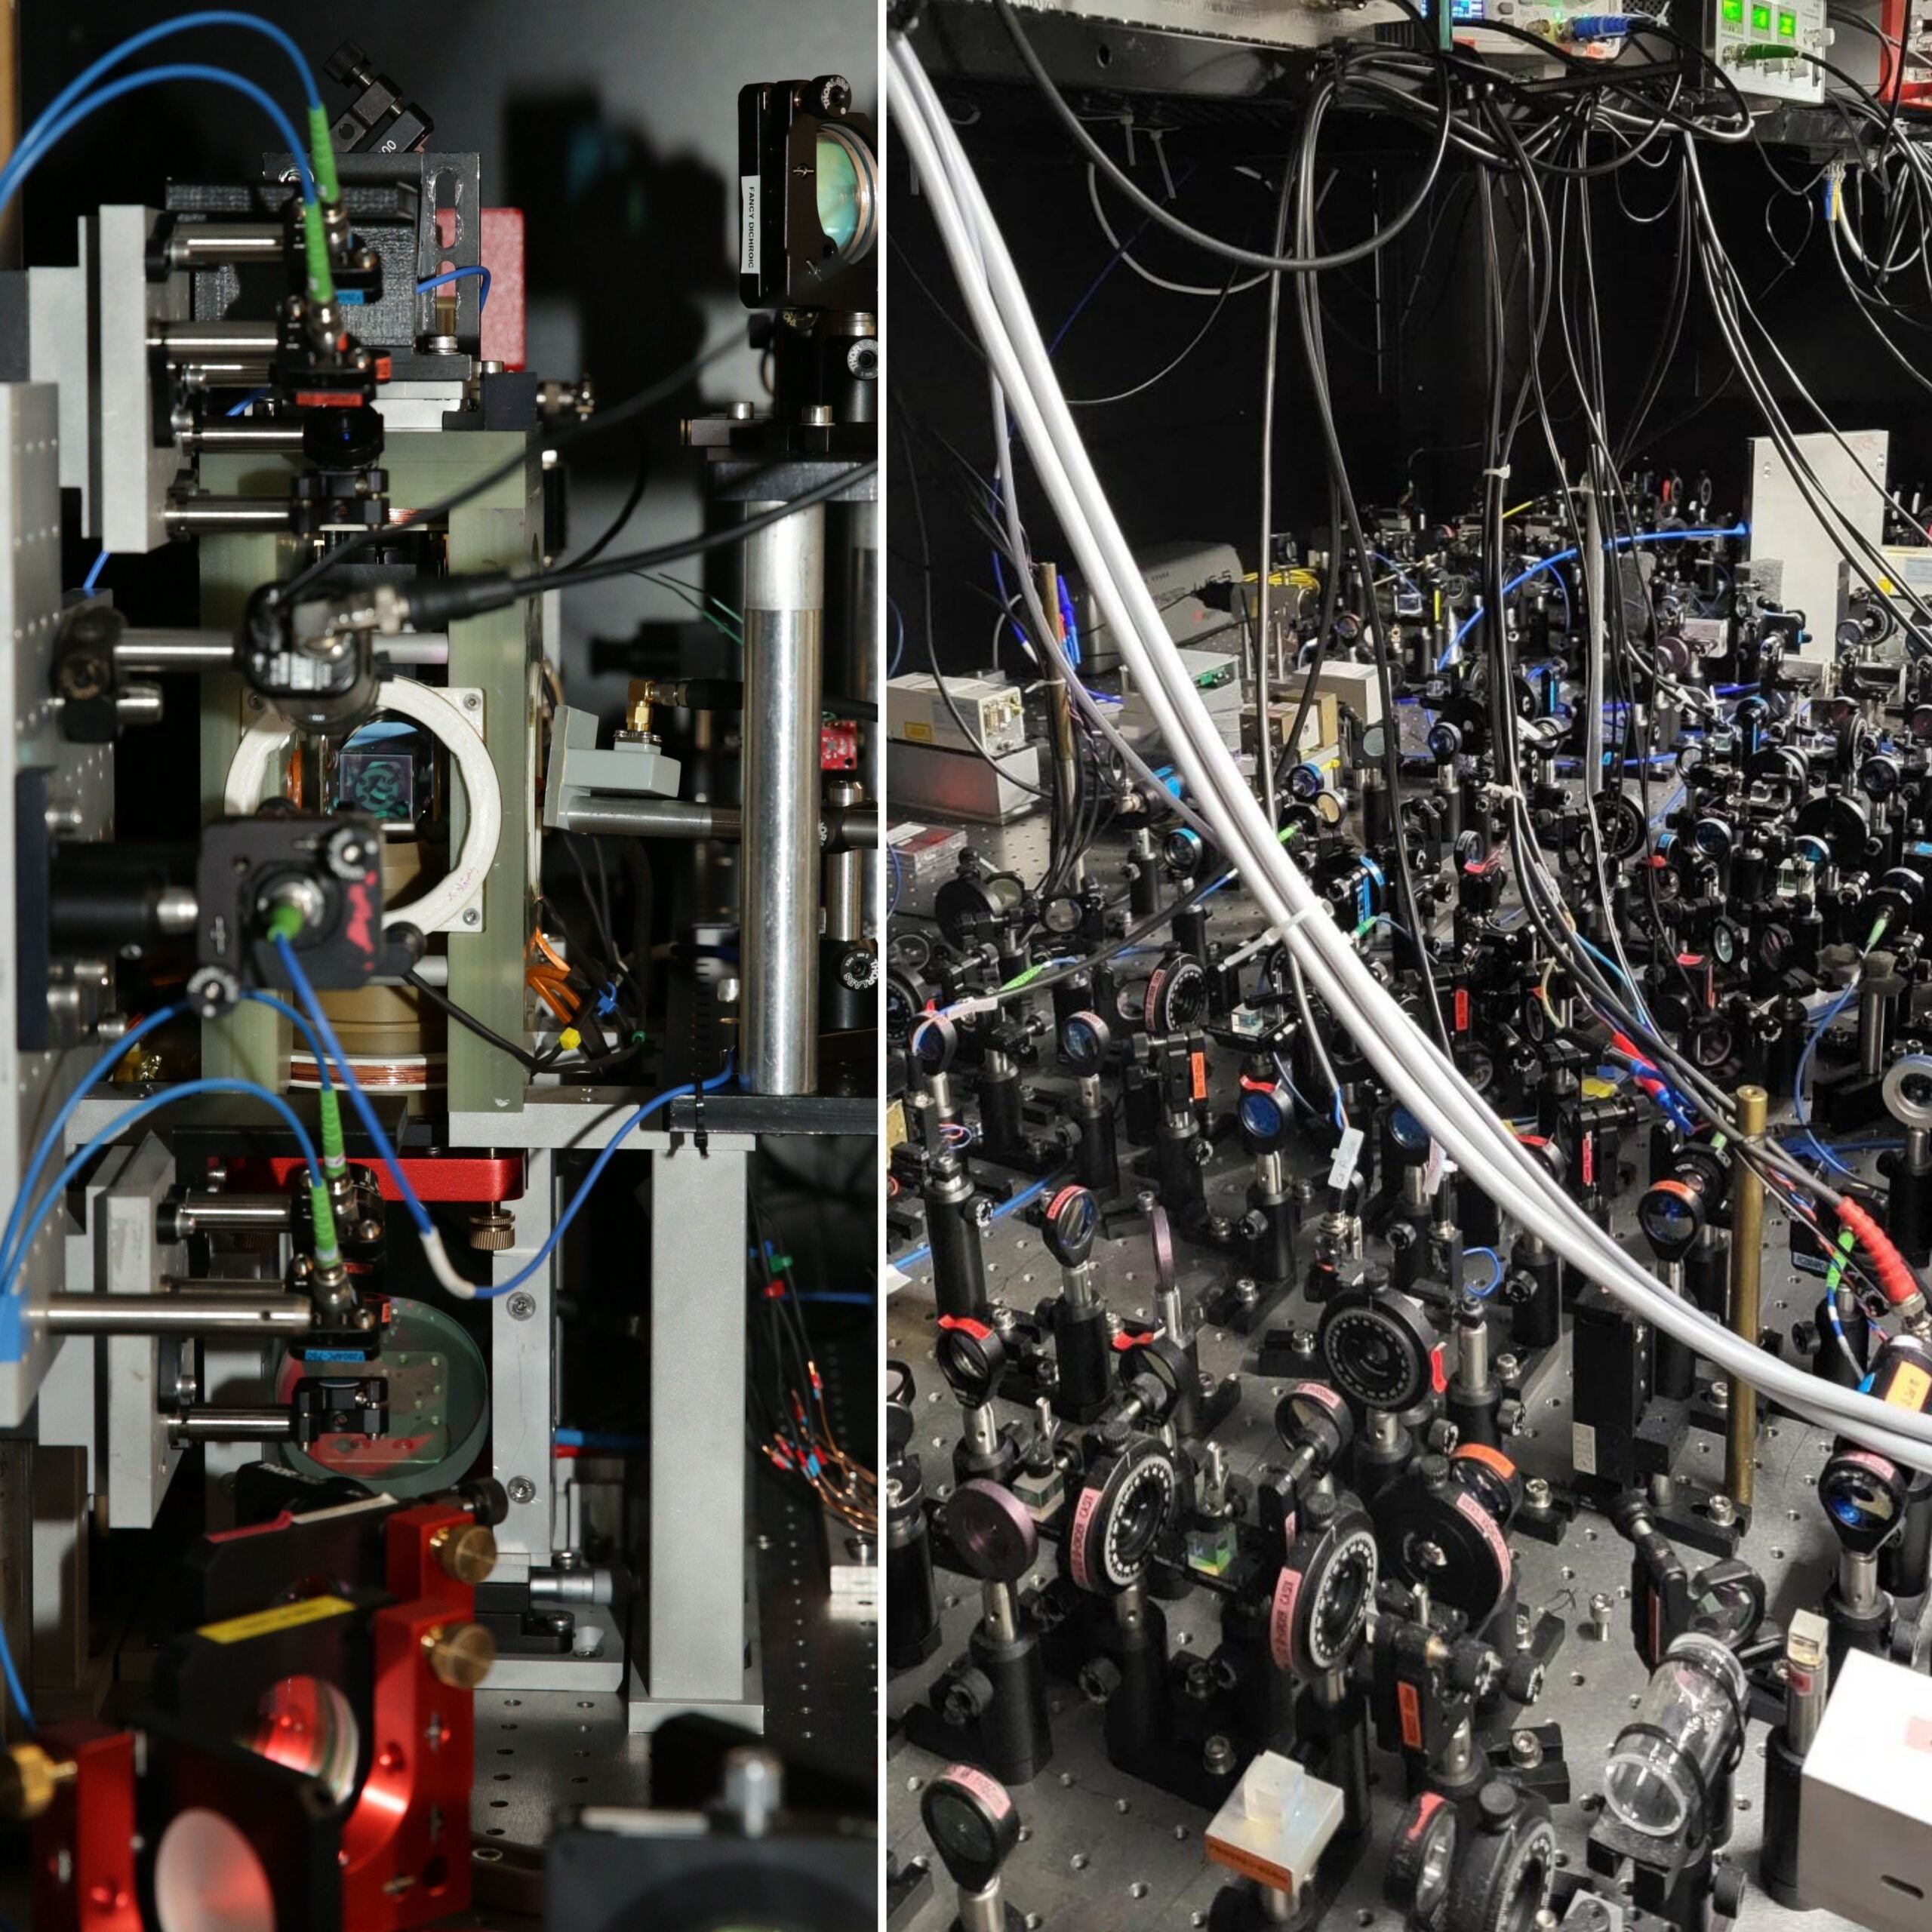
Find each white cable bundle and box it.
[889,29,1932,1472]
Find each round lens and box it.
[814,127,875,263]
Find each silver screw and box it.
[1586,1593,1614,1641]
[1709,1492,1737,1527]
[1202,1735,1235,1775]
[1509,1730,1543,1767]
[507,1475,537,1506]
[463,692,480,711]
[506,1292,537,1321]
[1524,1475,1552,1510]
[463,908,480,926]
[724,1748,783,1836]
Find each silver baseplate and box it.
[887,811,1872,1931]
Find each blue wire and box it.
[1373,552,1422,599]
[5,13,321,201]
[555,1427,648,1452]
[224,386,269,418]
[1795,986,1862,1180]
[0,1616,32,1733]
[240,990,332,1091]
[417,266,491,311]
[793,1291,877,1306]
[1463,1247,1503,1297]
[275,935,437,1235]
[80,547,109,594]
[890,1174,1058,1276]
[2,66,317,225]
[0,1005,186,1282]
[1440,525,1749,666]
[473,1060,736,1300]
[1,1078,323,1304]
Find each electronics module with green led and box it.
[1708,0,1828,102]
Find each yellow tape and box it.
[197,1593,356,1645]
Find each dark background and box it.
[888,8,1929,681]
[21,0,875,708]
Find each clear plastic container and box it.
[1602,1630,1748,1838]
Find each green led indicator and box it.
[1778,9,1796,32]
[1721,0,1743,17]
[1751,4,1771,27]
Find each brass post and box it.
[1725,1084,1767,1512]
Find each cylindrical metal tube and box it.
[561,798,740,841]
[983,1578,1019,1647]
[740,500,824,1095]
[147,320,280,355]
[527,1567,617,1605]
[845,500,879,931]
[1157,1282,1186,1346]
[165,223,285,266]
[168,1407,294,1443]
[1457,1306,1491,1391]
[957,1884,1006,1932]
[823,851,863,940]
[961,1403,999,1461]
[1726,1084,1767,1511]
[179,423,306,454]
[821,800,878,850]
[112,629,238,672]
[164,499,291,535]
[35,1294,310,1334]
[823,780,864,943]
[160,1195,294,1238]
[1860,985,1887,1079]
[1841,1547,1881,1615]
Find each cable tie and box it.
[1277,903,1330,942]
[1482,463,1512,480]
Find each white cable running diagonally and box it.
[889,31,1932,1472]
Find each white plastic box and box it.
[1798,1647,1932,1929]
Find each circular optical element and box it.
[1041,1185,1099,1269]
[1161,826,1204,875]
[910,1014,958,1076]
[946,1478,1038,1585]
[935,1316,1005,1404]
[1065,1439,1177,1594]
[249,1675,361,1805]
[814,124,877,263]
[155,1808,276,1932]
[1061,1009,1110,1073]
[1143,957,1208,1035]
[1269,1517,1379,1677]
[1883,1054,1932,1132]
[920,1764,1021,1893]
[1319,1291,1435,1414]
[1636,1179,1705,1259]
[1819,1448,1907,1551]
[1238,1085,1287,1143]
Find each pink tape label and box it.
[947,1764,1016,1817]
[1454,1488,1512,1593]
[1269,1565,1305,1671]
[1069,1484,1100,1591]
